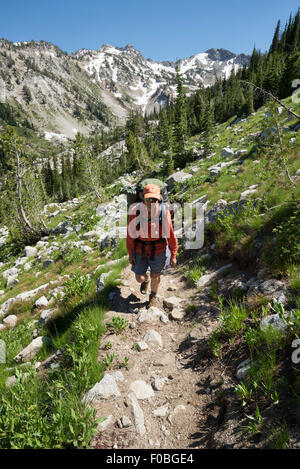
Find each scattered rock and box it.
[14,336,49,363]
[34,296,49,308]
[151,377,167,391]
[138,306,169,324]
[3,315,17,329]
[98,414,114,432]
[152,403,169,417]
[167,405,186,424]
[82,373,121,404]
[129,380,155,399]
[23,246,38,258]
[197,264,232,288]
[143,330,163,347]
[170,308,185,321]
[126,392,146,436]
[136,341,148,351]
[39,309,57,327]
[163,296,184,310]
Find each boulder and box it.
[166,171,192,190]
[126,392,146,436]
[143,330,163,347]
[82,373,121,404]
[14,336,49,363]
[197,264,232,288]
[3,315,17,329]
[129,380,155,399]
[163,296,184,310]
[23,246,38,258]
[2,267,19,280]
[34,296,49,308]
[138,306,169,324]
[221,147,235,157]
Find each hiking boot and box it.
[148,291,159,308]
[140,272,150,295]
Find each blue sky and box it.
[0,0,299,61]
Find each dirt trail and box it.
[90,258,239,450]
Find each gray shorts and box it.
[131,249,167,275]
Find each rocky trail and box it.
[88,257,252,450]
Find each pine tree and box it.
[269,20,281,54]
[172,67,188,168]
[202,99,215,157]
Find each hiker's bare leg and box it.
[150,273,160,294]
[135,274,147,284]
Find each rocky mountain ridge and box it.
[0,39,250,139]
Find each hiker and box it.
[126,183,177,308]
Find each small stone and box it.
[136,341,148,351]
[3,315,18,329]
[23,246,38,258]
[163,296,184,310]
[143,330,163,347]
[5,376,17,388]
[126,392,146,436]
[82,373,120,404]
[152,403,169,417]
[121,415,132,428]
[151,377,167,391]
[170,308,185,321]
[34,296,49,308]
[129,380,155,399]
[98,414,113,432]
[167,405,186,424]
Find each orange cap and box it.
[143,184,161,200]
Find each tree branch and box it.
[240,80,300,120]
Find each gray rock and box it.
[143,330,163,347]
[6,275,19,288]
[138,306,169,324]
[151,377,167,391]
[96,272,110,293]
[197,264,232,288]
[129,380,155,399]
[221,147,235,157]
[167,405,186,424]
[136,341,148,351]
[43,260,54,269]
[170,308,185,320]
[5,376,17,388]
[152,403,169,417]
[2,267,19,280]
[34,296,49,308]
[14,336,49,363]
[3,315,17,329]
[98,414,114,432]
[120,415,132,428]
[127,392,146,436]
[82,373,120,404]
[260,313,292,332]
[163,296,184,310]
[166,171,193,190]
[39,308,56,327]
[23,246,38,258]
[23,261,32,272]
[240,188,258,200]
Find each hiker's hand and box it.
[129,254,136,265]
[171,257,177,268]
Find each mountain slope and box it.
[0,39,250,138]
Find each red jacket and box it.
[127,202,177,260]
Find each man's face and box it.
[144,197,158,206]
